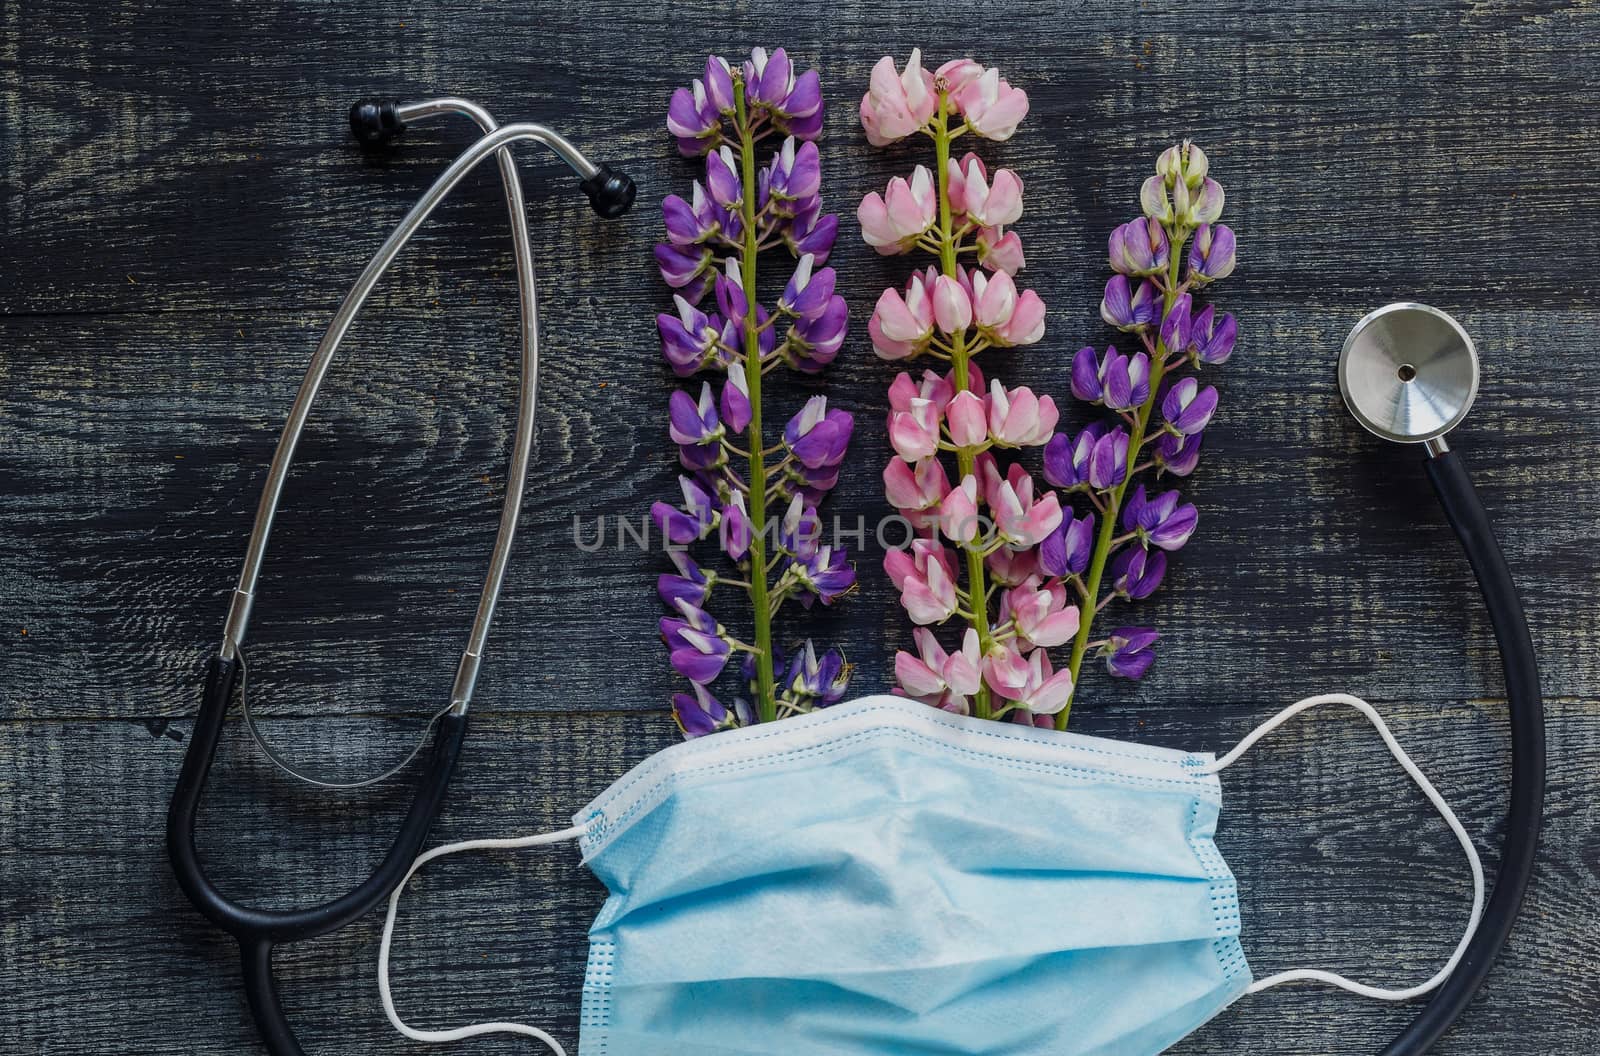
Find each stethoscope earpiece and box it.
[581,163,637,218]
[348,98,407,149]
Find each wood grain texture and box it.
[2,0,1598,1052]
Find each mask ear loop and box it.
[377,819,597,1055]
[1197,692,1485,1001]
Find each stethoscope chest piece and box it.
[1339,302,1480,446]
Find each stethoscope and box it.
[1338,303,1545,1055]
[165,96,633,1056]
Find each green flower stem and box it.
[734,85,779,724]
[1058,235,1188,730]
[933,95,994,720]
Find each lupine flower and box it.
[932,274,973,334]
[860,48,937,146]
[1154,429,1204,477]
[889,397,941,461]
[1161,377,1220,435]
[1188,304,1237,365]
[972,270,1046,346]
[672,683,751,738]
[1102,626,1159,680]
[1100,274,1160,331]
[938,475,982,545]
[884,457,950,530]
[1006,582,1081,649]
[658,549,711,610]
[888,365,956,416]
[869,272,936,359]
[858,166,937,253]
[1110,546,1167,600]
[1159,292,1193,353]
[956,158,1024,228]
[944,390,988,448]
[985,546,1039,586]
[992,471,1062,548]
[895,626,983,711]
[1187,223,1236,283]
[656,49,851,736]
[1087,427,1131,490]
[895,544,959,625]
[1039,511,1095,578]
[1108,217,1170,277]
[785,396,853,469]
[1122,485,1199,552]
[986,380,1058,447]
[1042,422,1104,490]
[1071,345,1151,412]
[977,227,1025,274]
[986,647,1073,715]
[949,67,1030,141]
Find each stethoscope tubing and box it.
[1384,447,1545,1055]
[168,103,607,1056]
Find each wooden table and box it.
[3,2,1596,1052]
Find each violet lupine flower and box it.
[1042,422,1103,490]
[1039,511,1095,578]
[654,50,853,736]
[1159,293,1193,353]
[1100,274,1161,332]
[1109,546,1167,600]
[1161,377,1220,435]
[1189,305,1238,366]
[1122,485,1199,552]
[1108,217,1170,277]
[1071,345,1151,412]
[1087,427,1131,491]
[1187,223,1237,283]
[1102,627,1159,680]
[1154,430,1204,477]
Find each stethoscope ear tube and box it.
[1382,448,1545,1055]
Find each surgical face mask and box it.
[378,693,1482,1056]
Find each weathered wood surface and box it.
[2,0,1597,1053]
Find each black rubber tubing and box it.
[166,653,469,1056]
[1382,449,1545,1055]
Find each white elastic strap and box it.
[378,822,593,1054]
[1197,692,1485,1001]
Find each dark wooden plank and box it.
[1,704,1596,1053]
[3,0,1598,1052]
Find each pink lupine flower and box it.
[895,627,983,711]
[883,456,951,528]
[888,398,942,461]
[985,546,1039,587]
[944,389,989,448]
[989,647,1074,715]
[943,152,984,215]
[986,380,1057,447]
[860,49,937,146]
[938,475,982,545]
[931,274,973,334]
[935,58,986,94]
[971,271,1046,346]
[976,227,1025,274]
[869,273,935,359]
[959,158,1024,228]
[992,472,1062,548]
[885,536,957,590]
[858,165,937,253]
[896,545,960,625]
[950,67,1029,141]
[1006,583,1082,649]
[888,366,954,416]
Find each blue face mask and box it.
[379,693,1481,1056]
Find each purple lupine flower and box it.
[745,46,796,108]
[1161,377,1219,435]
[672,683,751,738]
[662,183,739,247]
[793,546,856,607]
[1108,217,1170,277]
[654,242,715,297]
[768,138,822,217]
[773,68,824,140]
[1102,627,1159,679]
[657,295,725,376]
[721,492,752,560]
[779,254,836,320]
[778,495,823,560]
[1088,426,1131,491]
[1070,346,1103,402]
[713,262,748,329]
[720,362,752,432]
[1121,484,1199,552]
[703,56,736,114]
[669,383,724,447]
[1042,422,1104,490]
[1189,305,1237,365]
[658,549,710,610]
[660,600,733,683]
[783,640,851,705]
[1109,545,1167,599]
[1187,223,1236,283]
[1100,274,1160,331]
[1039,511,1095,577]
[1101,349,1151,412]
[667,79,721,156]
[652,476,717,544]
[705,146,743,209]
[785,202,840,263]
[1154,430,1204,477]
[1159,292,1193,353]
[784,396,853,469]
[786,294,849,372]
